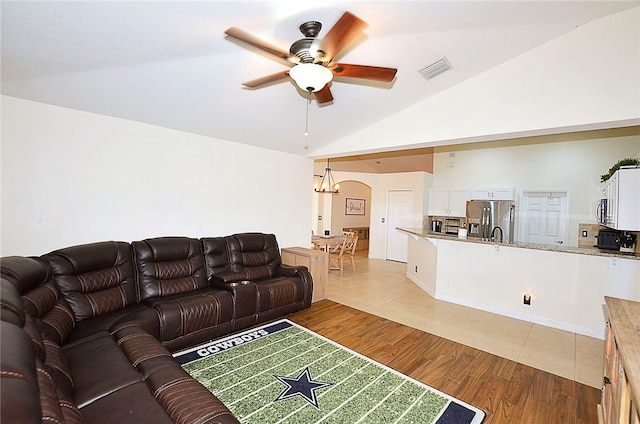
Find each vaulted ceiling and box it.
[2,1,637,158]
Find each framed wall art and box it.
[345,198,366,215]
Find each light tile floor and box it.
[326,251,604,388]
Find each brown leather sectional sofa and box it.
[0,233,313,424]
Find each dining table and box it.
[311,235,345,252]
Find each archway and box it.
[314,180,371,253]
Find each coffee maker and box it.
[618,233,637,253]
[431,219,442,233]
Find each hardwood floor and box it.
[289,300,601,424]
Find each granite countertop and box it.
[397,227,640,261]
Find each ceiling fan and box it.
[224,12,397,104]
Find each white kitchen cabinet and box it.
[470,188,514,201]
[428,188,469,217]
[604,168,640,231]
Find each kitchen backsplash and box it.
[578,223,639,254]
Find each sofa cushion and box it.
[133,237,209,300]
[64,303,161,344]
[79,381,175,424]
[201,237,231,279]
[62,331,145,408]
[43,241,137,322]
[1,257,76,345]
[225,233,281,280]
[143,288,234,351]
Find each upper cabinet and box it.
[470,188,514,201]
[428,188,470,217]
[604,168,640,231]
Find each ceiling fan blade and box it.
[331,63,397,82]
[317,12,367,61]
[225,27,296,64]
[315,85,334,104]
[242,71,291,88]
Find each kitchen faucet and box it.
[490,226,503,243]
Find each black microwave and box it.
[597,229,620,250]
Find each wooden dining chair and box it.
[329,235,358,276]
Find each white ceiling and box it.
[2,1,636,158]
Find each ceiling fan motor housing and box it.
[290,21,327,63]
[299,21,322,37]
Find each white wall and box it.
[1,96,313,256]
[329,181,371,235]
[431,135,640,246]
[313,7,640,157]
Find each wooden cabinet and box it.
[600,297,640,424]
[604,168,640,231]
[428,188,469,217]
[281,247,327,303]
[469,188,514,201]
[342,226,369,251]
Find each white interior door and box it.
[386,190,413,262]
[518,191,569,246]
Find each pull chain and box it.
[304,89,312,149]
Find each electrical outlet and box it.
[415,265,418,273]
[523,294,531,305]
[582,230,588,237]
[610,258,619,270]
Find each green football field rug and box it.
[174,319,485,424]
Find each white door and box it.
[518,191,569,246]
[387,190,413,262]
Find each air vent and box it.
[419,57,452,80]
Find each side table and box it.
[281,247,328,303]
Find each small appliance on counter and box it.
[444,217,463,235]
[596,229,621,250]
[618,233,637,253]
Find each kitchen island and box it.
[398,227,640,339]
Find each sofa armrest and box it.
[275,264,307,278]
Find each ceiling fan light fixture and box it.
[289,63,333,92]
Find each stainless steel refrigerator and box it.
[466,200,516,243]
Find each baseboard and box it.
[405,272,436,297]
[434,292,605,340]
[405,272,605,340]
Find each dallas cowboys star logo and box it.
[273,367,334,409]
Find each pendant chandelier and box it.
[314,159,339,194]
